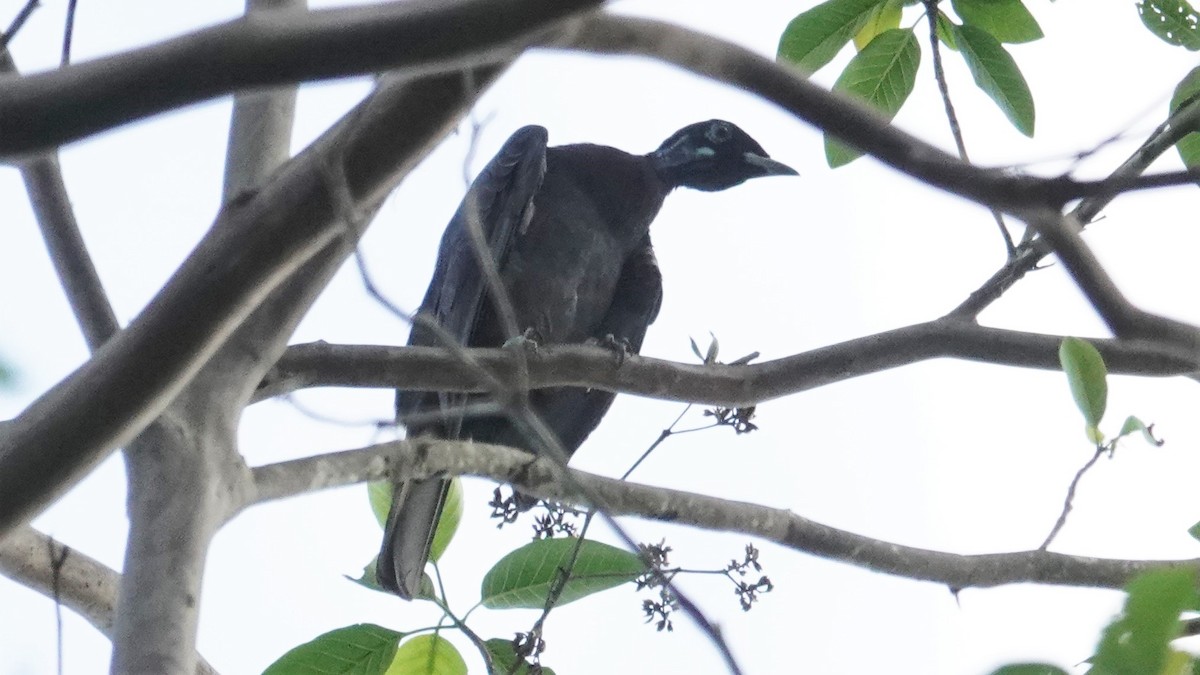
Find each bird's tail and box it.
[377,478,450,599]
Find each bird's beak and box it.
[743,152,799,177]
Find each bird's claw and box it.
[587,333,633,365]
[503,327,543,352]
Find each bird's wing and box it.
[414,125,548,348]
[523,236,664,453]
[401,125,548,433]
[381,126,548,599]
[597,236,663,352]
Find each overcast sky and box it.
[5,1,1200,674]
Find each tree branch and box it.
[952,96,1200,318]
[0,527,117,638]
[0,0,600,158]
[0,51,119,351]
[250,439,1197,591]
[109,1,306,669]
[1020,206,1200,351]
[557,15,1200,212]
[0,527,220,675]
[254,321,1198,407]
[0,60,515,540]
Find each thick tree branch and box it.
[250,440,1197,591]
[255,321,1197,407]
[109,2,306,669]
[556,15,1200,212]
[221,0,305,203]
[0,0,600,158]
[0,527,220,675]
[0,61,517,540]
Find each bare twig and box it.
[1040,444,1108,550]
[920,0,1014,256]
[0,0,39,51]
[61,0,78,66]
[952,95,1200,318]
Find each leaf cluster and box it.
[777,0,1039,166]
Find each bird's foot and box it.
[587,333,633,366]
[503,327,543,352]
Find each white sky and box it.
[4,1,1200,674]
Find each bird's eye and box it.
[705,122,732,144]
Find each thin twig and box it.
[0,0,39,51]
[950,95,1200,318]
[624,405,692,480]
[61,0,78,66]
[1040,444,1107,550]
[921,0,1014,257]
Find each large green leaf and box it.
[1170,66,1200,171]
[825,28,920,167]
[1137,0,1200,50]
[953,24,1035,137]
[386,635,466,675]
[263,624,402,675]
[778,0,887,73]
[480,538,646,609]
[1058,337,1107,441]
[1091,568,1199,675]
[951,0,1043,43]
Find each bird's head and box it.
[649,119,797,191]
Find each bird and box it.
[378,119,797,599]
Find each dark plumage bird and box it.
[378,120,796,598]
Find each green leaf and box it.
[951,0,1044,43]
[1091,568,1199,675]
[1170,66,1200,171]
[853,0,903,50]
[369,481,392,529]
[1188,520,1200,542]
[480,538,647,609]
[386,635,466,675]
[263,624,402,675]
[825,28,921,167]
[347,557,388,594]
[953,24,1035,136]
[483,639,558,675]
[777,0,888,73]
[429,478,462,562]
[935,11,959,51]
[1058,337,1108,434]
[1137,0,1200,50]
[988,665,1070,675]
[1118,416,1165,446]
